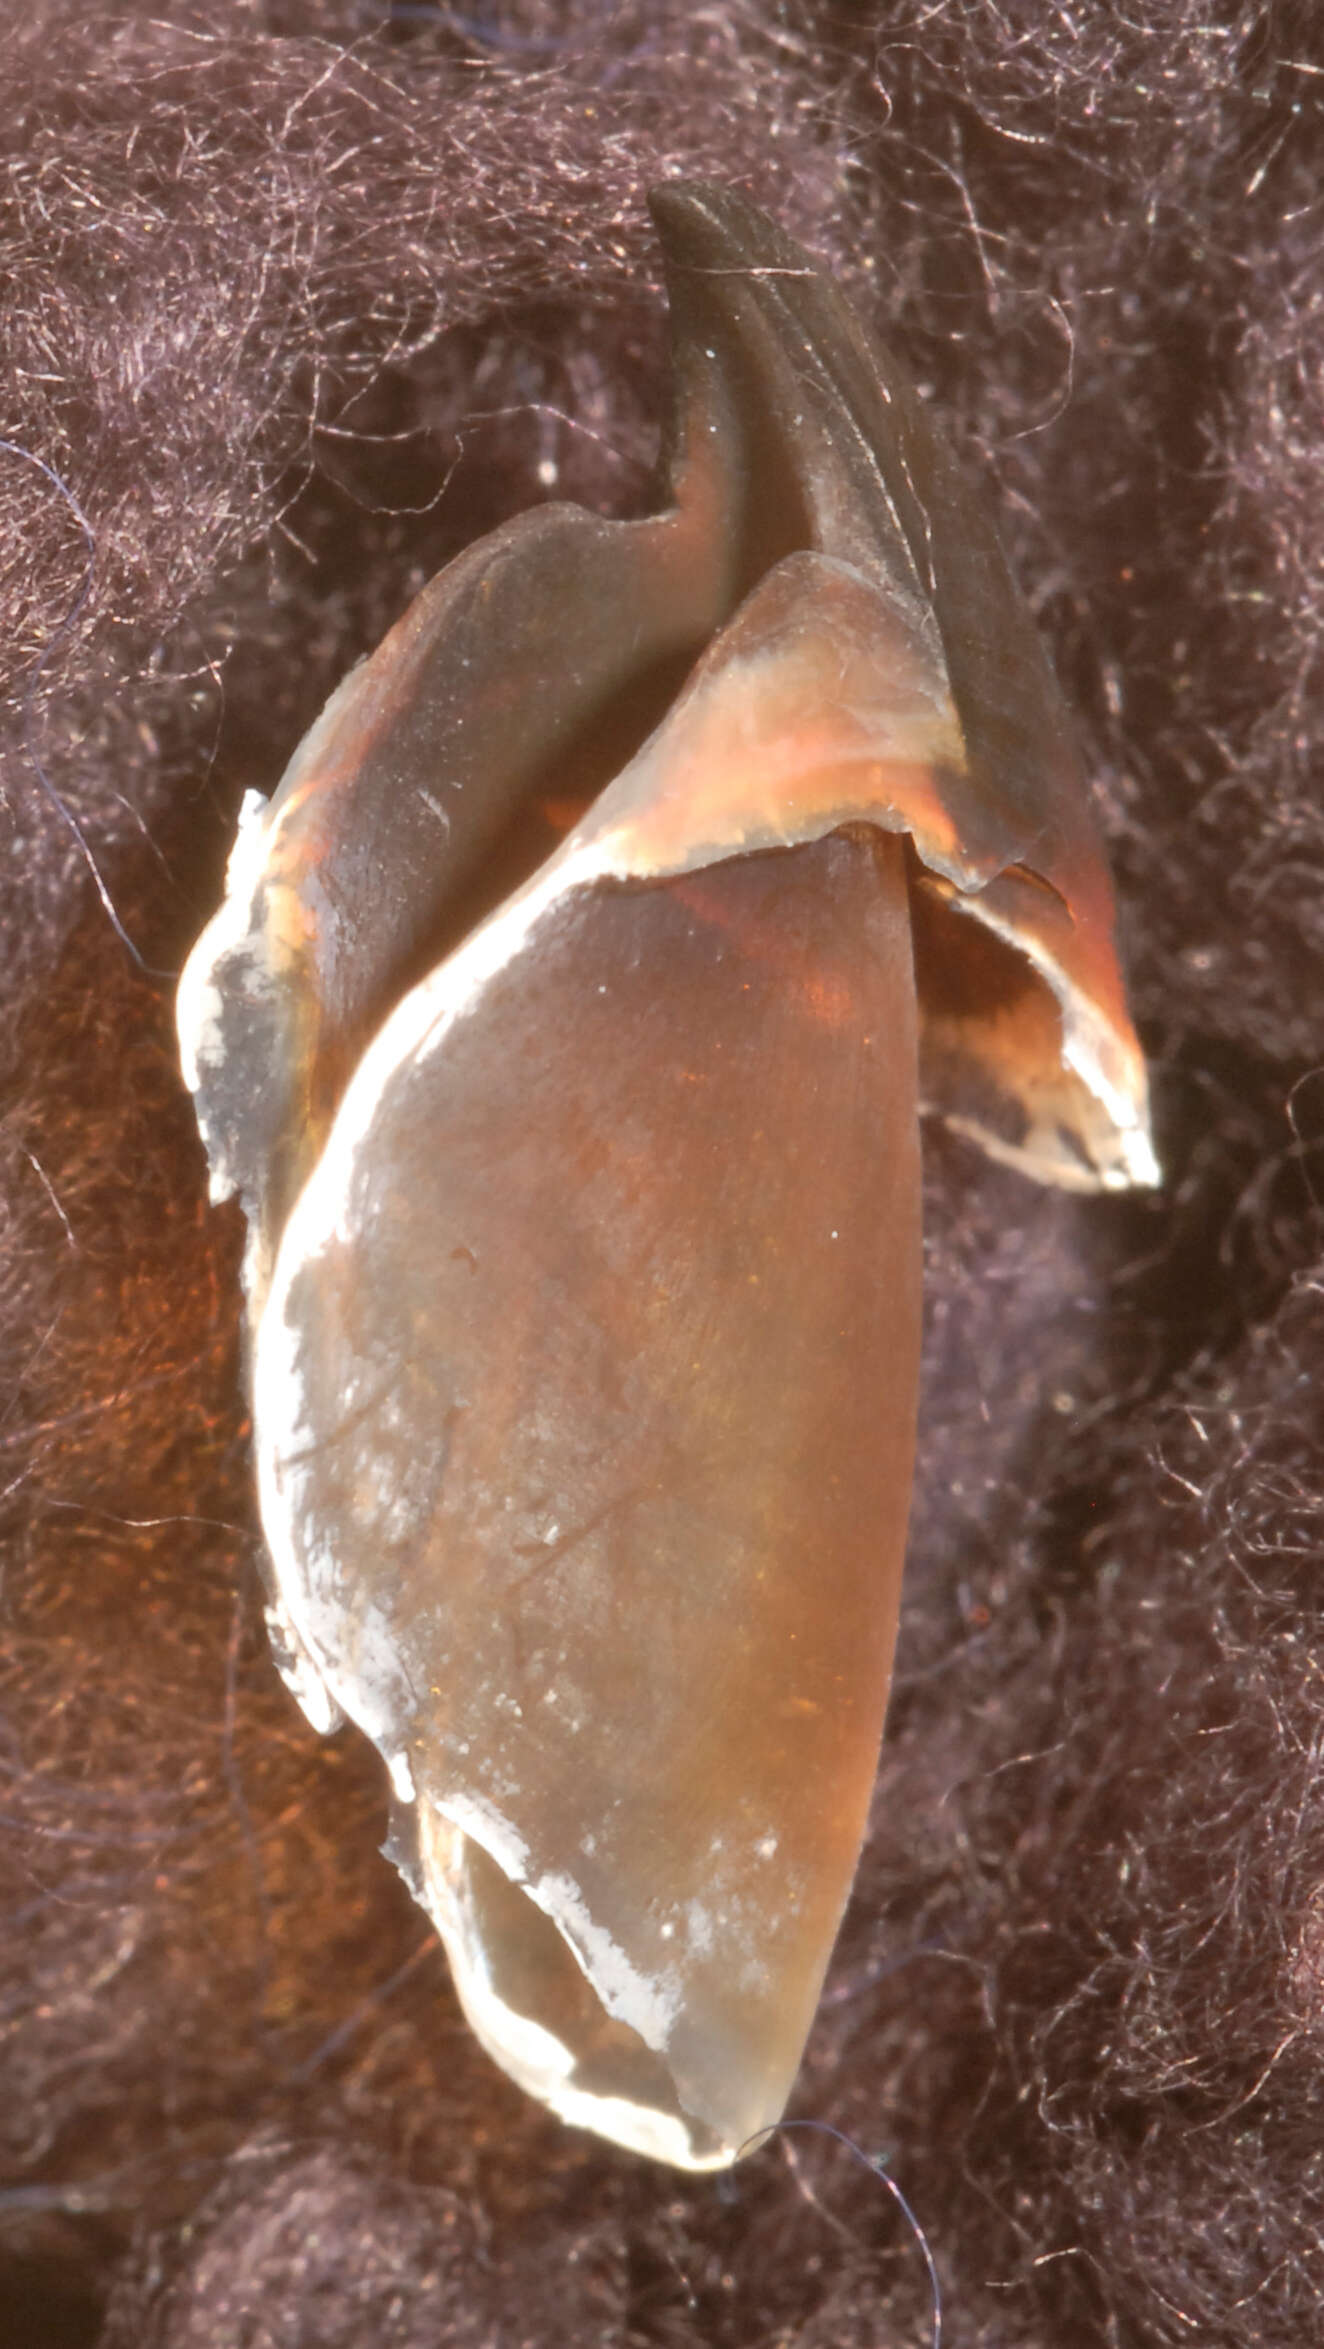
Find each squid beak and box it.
[178,183,1156,2170]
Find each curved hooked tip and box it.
[179,182,1155,2171]
[649,179,1156,1191]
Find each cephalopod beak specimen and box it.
[178,184,1156,2170]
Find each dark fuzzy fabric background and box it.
[2,3,1322,2344]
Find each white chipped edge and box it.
[263,1596,342,1735]
[526,1867,683,2055]
[941,889,1160,1193]
[175,645,378,1134]
[176,788,298,1310]
[418,1796,731,2171]
[175,788,274,1167]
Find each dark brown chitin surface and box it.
[268,831,922,2152]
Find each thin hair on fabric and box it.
[740,2117,942,2348]
[0,437,156,973]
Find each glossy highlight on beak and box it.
[178,184,1156,2170]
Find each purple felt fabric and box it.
[2,6,1322,2344]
